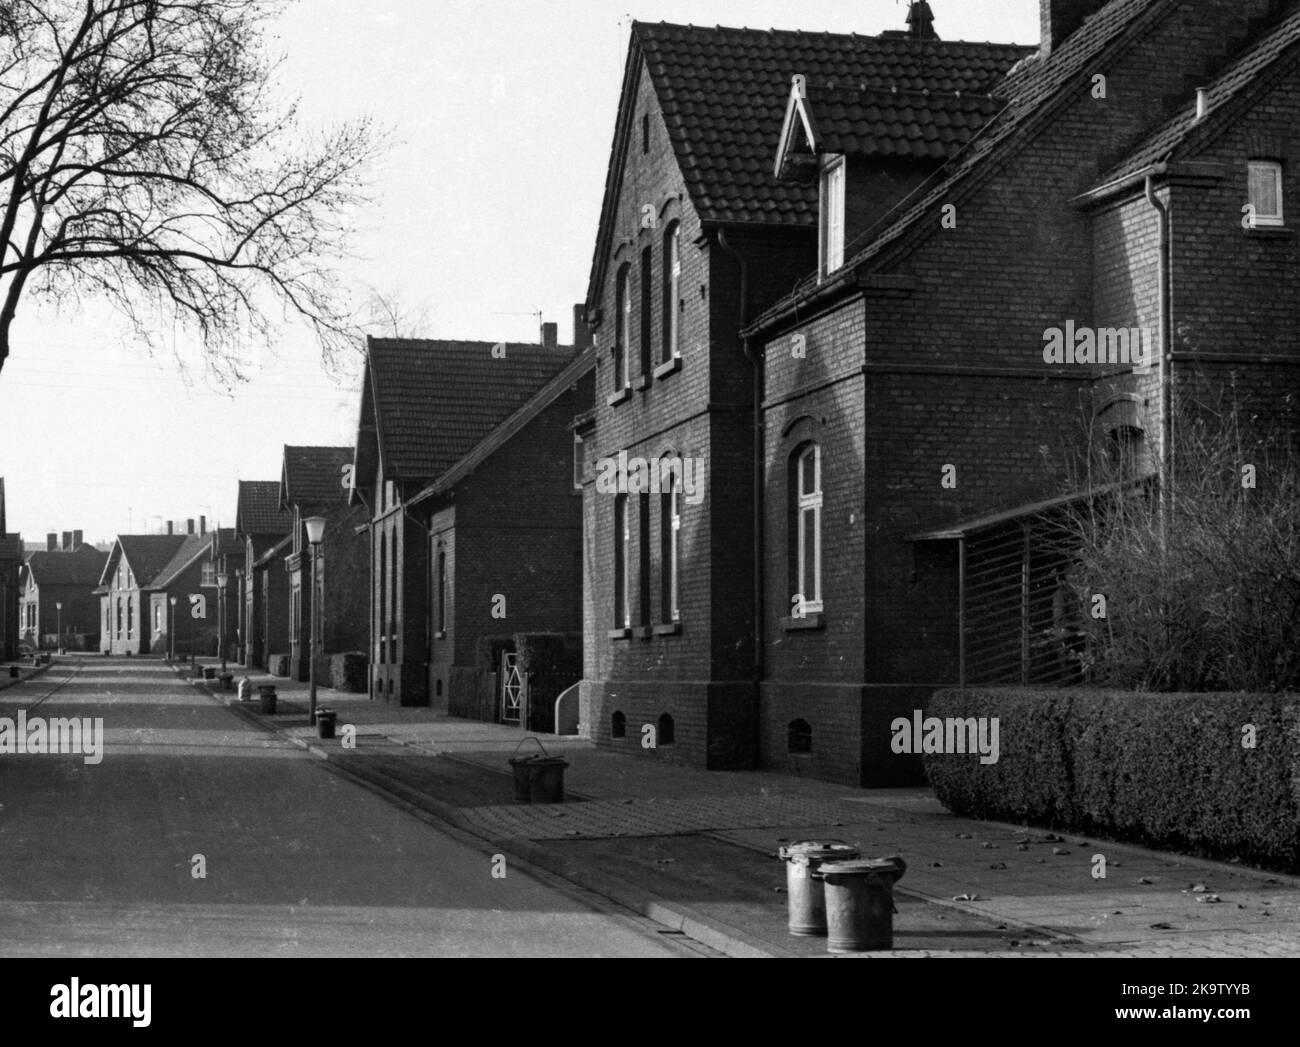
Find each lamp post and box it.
[304,516,327,726]
[56,601,63,653]
[217,571,228,673]
[168,596,177,663]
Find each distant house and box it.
[18,533,107,650]
[0,478,20,661]
[279,446,368,682]
[205,528,242,662]
[252,533,292,672]
[234,481,291,669]
[98,535,190,656]
[351,318,588,709]
[146,533,219,659]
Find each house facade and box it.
[280,446,368,682]
[740,0,1300,784]
[234,480,292,669]
[146,534,218,659]
[98,535,188,656]
[351,322,585,708]
[19,534,107,650]
[575,15,1030,770]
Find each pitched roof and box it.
[587,20,1028,307]
[748,0,1179,332]
[1091,8,1300,188]
[210,527,242,559]
[103,535,188,589]
[24,546,108,587]
[253,533,293,568]
[151,534,213,590]
[236,480,291,536]
[360,339,578,482]
[282,446,355,509]
[411,347,596,506]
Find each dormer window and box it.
[1248,160,1284,227]
[820,156,846,277]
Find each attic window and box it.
[1248,161,1284,227]
[820,156,846,277]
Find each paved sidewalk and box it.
[191,657,1300,958]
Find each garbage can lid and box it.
[527,755,569,767]
[779,840,860,863]
[819,856,907,884]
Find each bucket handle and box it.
[510,736,549,760]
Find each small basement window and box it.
[788,719,813,754]
[1248,160,1284,227]
[611,711,627,739]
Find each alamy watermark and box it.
[0,711,104,765]
[1042,321,1154,367]
[891,710,1000,765]
[594,452,706,505]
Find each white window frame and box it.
[664,222,681,363]
[796,444,823,613]
[1248,160,1284,227]
[669,483,681,622]
[820,156,846,277]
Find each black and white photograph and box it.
[0,0,1296,1021]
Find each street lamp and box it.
[304,516,327,726]
[216,571,228,673]
[56,602,63,654]
[168,596,177,663]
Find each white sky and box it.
[0,0,1037,543]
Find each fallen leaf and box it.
[1138,877,1155,885]
[1016,844,1030,852]
[930,861,943,868]
[1150,922,1175,930]
[982,842,997,849]
[990,862,1007,870]
[952,893,981,902]
[955,833,974,840]
[1191,883,1207,893]
[1053,847,1071,855]
[1197,894,1221,904]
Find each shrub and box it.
[329,651,367,693]
[924,687,1300,871]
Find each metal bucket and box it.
[528,756,569,804]
[778,841,860,936]
[258,685,277,714]
[820,856,907,953]
[509,737,547,804]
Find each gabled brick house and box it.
[18,536,107,650]
[739,0,1300,785]
[0,478,20,662]
[147,533,219,658]
[279,446,368,682]
[98,535,189,656]
[234,480,291,669]
[576,15,1031,769]
[351,323,586,708]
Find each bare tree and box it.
[0,0,381,381]
[363,287,432,339]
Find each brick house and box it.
[0,478,20,662]
[252,533,292,672]
[739,0,1300,784]
[279,446,369,682]
[234,480,291,669]
[18,532,107,650]
[147,533,220,659]
[98,535,189,655]
[575,14,1030,769]
[205,528,242,663]
[351,321,588,709]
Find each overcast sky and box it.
[0,0,1037,544]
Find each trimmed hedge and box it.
[329,652,367,693]
[924,688,1300,872]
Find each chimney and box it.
[61,531,72,551]
[1041,1,1107,58]
[46,532,57,552]
[906,1,938,41]
[541,321,558,350]
[200,515,207,535]
[573,304,593,351]
[167,520,174,535]
[187,519,195,535]
[72,530,83,549]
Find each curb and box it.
[0,660,54,694]
[192,675,781,957]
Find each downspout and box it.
[715,230,763,684]
[1144,175,1172,546]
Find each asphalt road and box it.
[0,658,683,957]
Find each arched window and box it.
[378,532,387,664]
[613,265,631,392]
[436,549,447,635]
[789,719,813,754]
[662,222,681,364]
[640,247,653,380]
[614,494,630,628]
[793,444,823,613]
[611,711,627,739]
[660,465,680,623]
[658,713,675,746]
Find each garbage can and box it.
[219,673,234,692]
[527,756,569,804]
[258,684,278,714]
[8,665,18,678]
[203,666,216,680]
[778,841,861,936]
[508,737,548,804]
[317,709,338,739]
[820,856,907,953]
